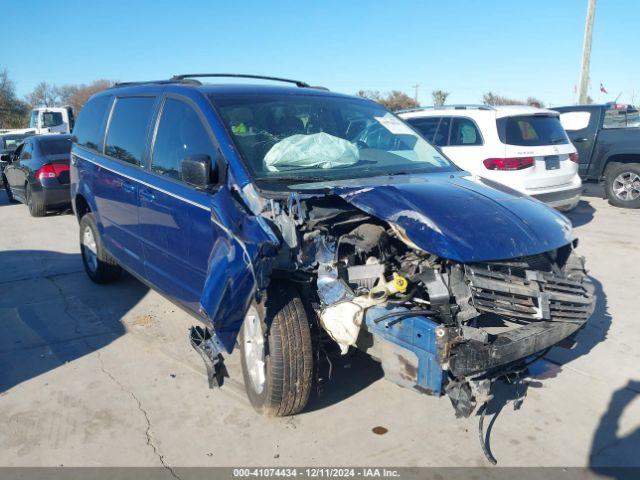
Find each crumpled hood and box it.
[335,173,573,262]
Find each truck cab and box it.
[28,106,75,135]
[554,103,640,208]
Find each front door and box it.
[139,96,219,311]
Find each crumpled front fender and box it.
[199,186,279,352]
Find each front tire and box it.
[3,178,16,203]
[26,183,46,217]
[79,213,122,284]
[605,163,640,209]
[239,284,313,417]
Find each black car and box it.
[553,103,640,208]
[0,132,34,186]
[3,134,73,216]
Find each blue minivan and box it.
[70,74,594,421]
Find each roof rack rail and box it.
[112,78,201,88]
[170,73,312,88]
[396,104,496,114]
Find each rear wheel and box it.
[239,284,313,417]
[605,163,640,209]
[79,213,122,283]
[26,183,46,217]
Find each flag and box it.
[600,83,608,94]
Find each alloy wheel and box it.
[242,305,266,394]
[82,225,99,273]
[612,171,640,201]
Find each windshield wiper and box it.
[263,175,329,183]
[549,137,566,144]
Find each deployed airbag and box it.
[264,132,359,172]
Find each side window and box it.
[603,109,627,129]
[407,117,441,143]
[105,97,156,165]
[73,95,112,151]
[559,111,591,131]
[19,142,32,160]
[449,117,482,146]
[151,98,218,182]
[432,117,451,147]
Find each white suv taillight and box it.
[569,152,579,163]
[483,157,535,171]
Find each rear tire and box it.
[239,284,313,417]
[26,183,46,217]
[605,163,640,209]
[79,213,122,284]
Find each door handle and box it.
[71,155,78,166]
[573,137,588,143]
[122,183,137,193]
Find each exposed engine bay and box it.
[265,194,595,418]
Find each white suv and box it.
[399,105,582,211]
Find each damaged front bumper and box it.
[351,256,595,416]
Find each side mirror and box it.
[181,154,217,188]
[1,154,11,163]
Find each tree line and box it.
[357,88,546,110]
[0,67,113,129]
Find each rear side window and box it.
[105,97,156,165]
[497,115,569,146]
[40,138,72,155]
[449,117,482,146]
[603,108,640,129]
[73,96,112,151]
[406,117,450,147]
[151,98,217,181]
[559,111,591,131]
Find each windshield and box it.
[210,93,456,187]
[2,136,27,151]
[497,115,569,146]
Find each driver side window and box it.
[151,98,218,183]
[19,142,32,160]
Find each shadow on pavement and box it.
[0,250,148,392]
[589,380,640,475]
[566,199,596,227]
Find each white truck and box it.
[0,106,75,136]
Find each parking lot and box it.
[0,185,638,468]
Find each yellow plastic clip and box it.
[392,273,408,294]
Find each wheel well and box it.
[74,194,91,222]
[604,154,640,177]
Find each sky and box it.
[2,0,639,107]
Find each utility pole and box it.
[578,0,597,104]
[412,84,420,104]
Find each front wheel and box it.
[239,284,313,417]
[605,163,640,209]
[79,213,122,283]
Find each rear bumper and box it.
[32,181,71,208]
[531,186,583,208]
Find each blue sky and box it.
[3,0,639,106]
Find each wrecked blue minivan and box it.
[70,74,595,421]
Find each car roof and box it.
[400,104,559,119]
[98,81,359,102]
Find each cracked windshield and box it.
[211,93,456,187]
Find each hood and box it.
[335,173,573,263]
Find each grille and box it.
[465,263,594,323]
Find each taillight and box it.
[569,152,579,163]
[36,163,69,180]
[483,157,535,171]
[36,164,57,179]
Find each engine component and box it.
[347,261,385,290]
[369,272,408,301]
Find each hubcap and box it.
[242,305,266,394]
[82,225,98,272]
[613,171,640,201]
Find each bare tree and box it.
[483,92,545,108]
[67,80,113,112]
[356,90,382,102]
[0,68,30,128]
[26,82,60,107]
[357,89,418,111]
[431,89,449,107]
